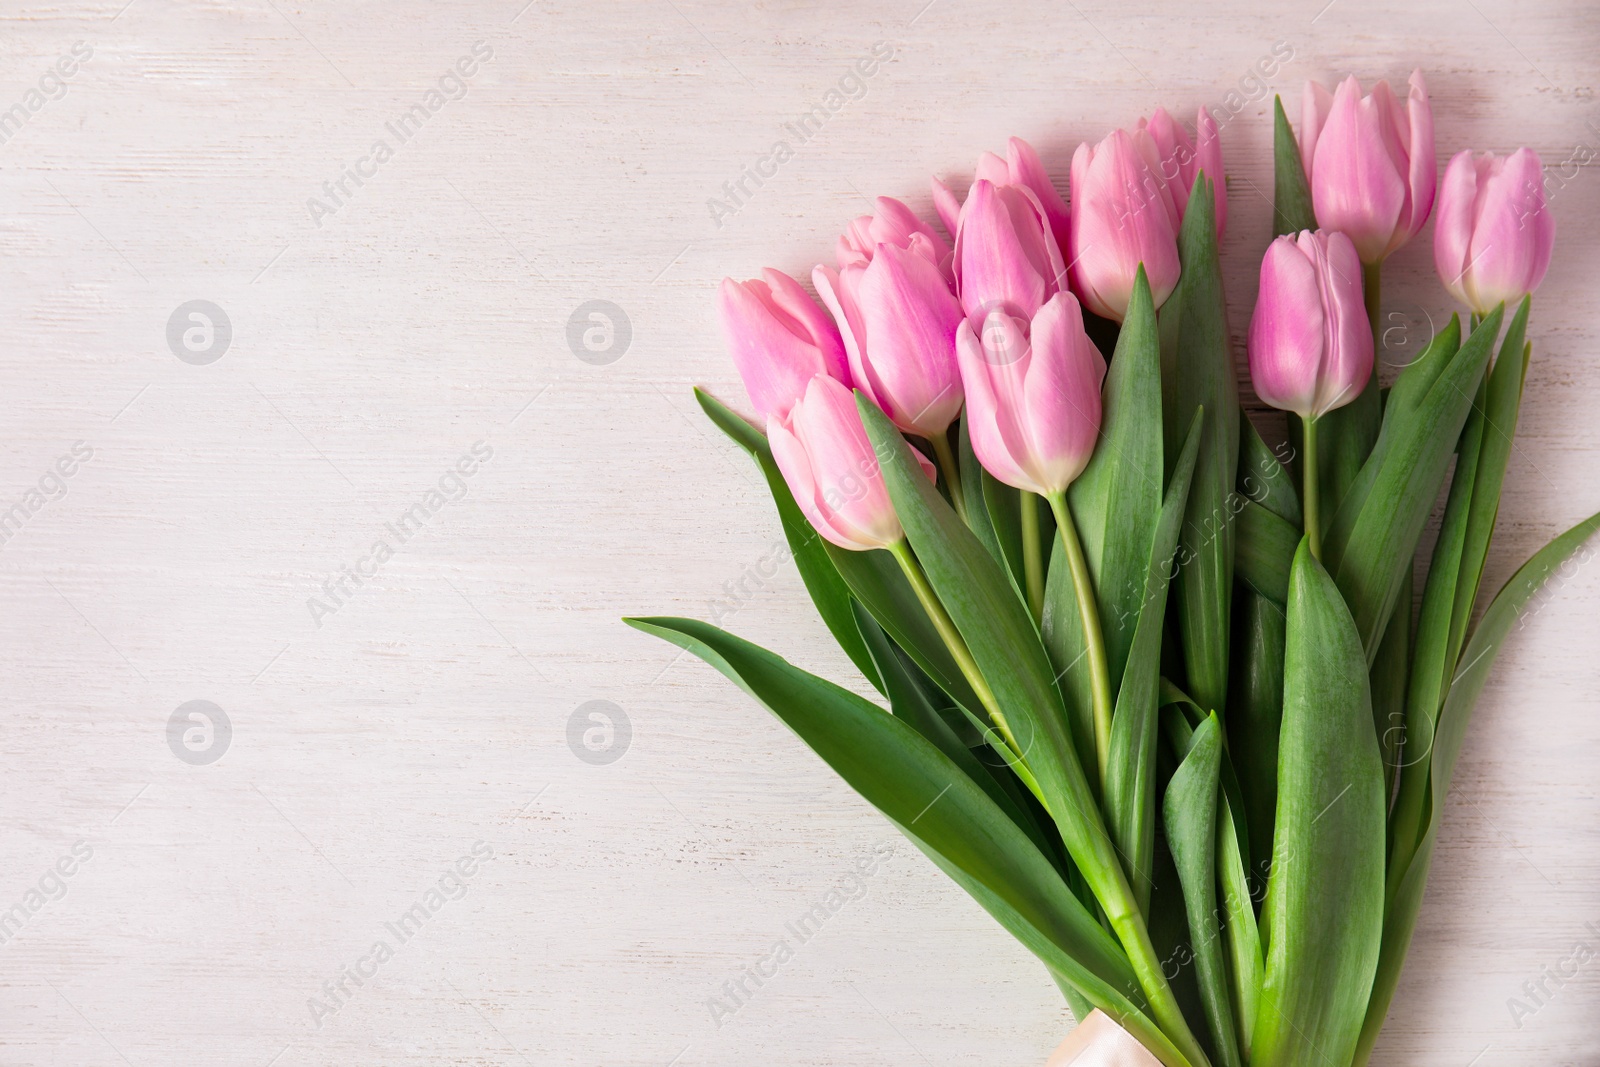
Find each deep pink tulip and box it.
[1069,128,1181,321]
[814,234,965,439]
[947,178,1069,333]
[1433,148,1555,315]
[956,292,1105,496]
[1139,106,1227,238]
[1248,230,1373,419]
[1300,71,1436,264]
[768,375,934,552]
[717,269,849,421]
[932,136,1071,256]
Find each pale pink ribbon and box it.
[1045,1010,1164,1067]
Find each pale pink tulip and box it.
[717,269,849,421]
[1248,230,1373,419]
[948,178,1069,332]
[1139,106,1227,238]
[956,292,1105,496]
[1069,128,1181,321]
[1433,148,1555,315]
[1300,71,1436,264]
[813,230,965,439]
[768,375,934,551]
[836,196,952,279]
[932,136,1071,256]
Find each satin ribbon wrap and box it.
[1044,1010,1164,1067]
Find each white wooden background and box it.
[0,1,1597,1064]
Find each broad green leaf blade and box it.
[1447,299,1531,672]
[1387,368,1487,864]
[1069,266,1164,690]
[1225,591,1286,890]
[827,544,981,718]
[1325,307,1504,659]
[623,616,1142,1000]
[1163,714,1241,1067]
[1355,509,1600,1067]
[1106,409,1203,914]
[1252,542,1385,1067]
[1271,96,1315,237]
[926,850,1194,1067]
[1217,795,1263,1060]
[1369,561,1411,802]
[1159,176,1239,715]
[852,601,1052,858]
[695,387,883,691]
[1239,412,1301,526]
[858,396,1210,1067]
[1234,500,1296,605]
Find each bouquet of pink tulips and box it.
[629,72,1593,1067]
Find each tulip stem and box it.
[1020,492,1046,623]
[887,538,1027,768]
[928,432,969,523]
[1045,491,1114,790]
[1302,415,1322,559]
[1364,260,1382,353]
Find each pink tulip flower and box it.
[768,375,935,552]
[1248,230,1373,419]
[1069,128,1182,321]
[932,136,1071,256]
[956,292,1105,496]
[1300,71,1436,264]
[947,178,1069,333]
[813,228,966,439]
[717,269,849,422]
[1433,148,1555,315]
[836,196,953,280]
[1139,106,1227,238]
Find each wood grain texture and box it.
[0,1,1596,1064]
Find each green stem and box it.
[1302,415,1322,559]
[886,539,1022,763]
[1045,491,1114,791]
[1020,492,1045,623]
[928,432,968,523]
[1363,259,1382,354]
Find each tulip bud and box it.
[767,375,935,552]
[947,178,1069,333]
[933,136,1072,259]
[956,292,1105,496]
[814,230,966,439]
[1300,71,1436,264]
[1433,148,1555,315]
[717,269,849,422]
[1248,230,1373,419]
[1138,106,1227,239]
[1069,128,1181,322]
[836,196,953,279]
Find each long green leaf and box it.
[1159,176,1239,716]
[1163,714,1241,1067]
[1325,307,1504,659]
[623,616,1180,1045]
[858,395,1211,1067]
[1252,542,1385,1067]
[1271,96,1315,237]
[1225,591,1285,891]
[1234,500,1296,605]
[1067,266,1164,690]
[694,387,882,691]
[1107,409,1203,914]
[1354,510,1600,1067]
[1239,413,1301,526]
